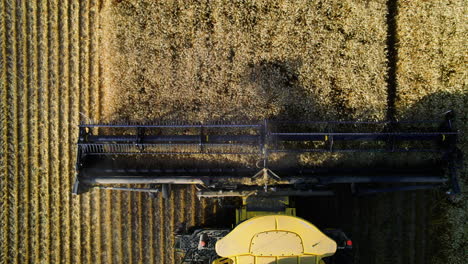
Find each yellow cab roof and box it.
[214,215,336,264]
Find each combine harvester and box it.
[73,112,461,264]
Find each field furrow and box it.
[26,1,40,262]
[178,188,186,226]
[90,191,101,264]
[142,196,154,264]
[68,0,81,262]
[164,193,175,264]
[155,195,164,264]
[0,0,7,257]
[88,0,99,119]
[188,187,196,227]
[131,193,143,263]
[47,0,61,262]
[88,2,102,262]
[15,0,28,262]
[0,0,6,259]
[58,0,71,263]
[100,190,112,264]
[78,0,91,262]
[173,189,185,262]
[5,0,19,262]
[120,191,132,263]
[0,0,7,261]
[111,192,123,264]
[36,0,51,261]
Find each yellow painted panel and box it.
[217,216,277,256]
[216,215,336,259]
[251,231,303,256]
[213,255,320,264]
[276,216,336,257]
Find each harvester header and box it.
[73,112,461,197]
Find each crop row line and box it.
[78,0,91,263]
[58,0,71,262]
[37,0,50,262]
[26,1,39,262]
[16,0,30,262]
[5,0,19,263]
[0,0,8,262]
[68,0,81,263]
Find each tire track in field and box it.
[58,0,71,262]
[69,0,82,262]
[47,0,61,262]
[16,0,29,262]
[5,0,19,262]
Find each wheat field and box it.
[0,0,466,264]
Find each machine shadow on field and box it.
[398,91,467,263]
[243,58,350,121]
[297,91,467,264]
[244,59,318,120]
